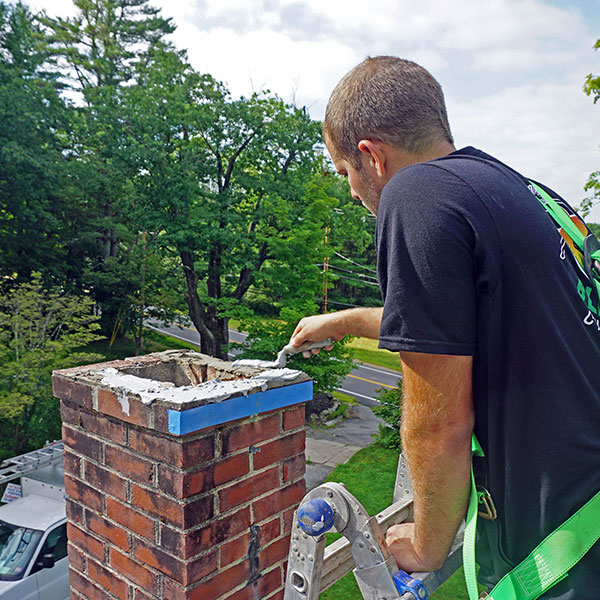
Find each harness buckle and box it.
[477,486,497,521]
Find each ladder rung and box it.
[0,442,64,486]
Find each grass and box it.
[332,390,359,406]
[318,442,471,600]
[345,336,402,372]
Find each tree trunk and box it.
[180,250,229,359]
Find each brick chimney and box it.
[52,349,311,600]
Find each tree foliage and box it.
[372,385,403,450]
[121,46,332,357]
[236,304,354,395]
[0,274,102,458]
[582,38,600,217]
[0,2,76,285]
[0,0,375,456]
[40,0,177,337]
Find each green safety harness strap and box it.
[529,181,600,298]
[463,435,600,599]
[461,183,600,597]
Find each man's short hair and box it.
[324,56,453,167]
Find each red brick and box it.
[53,377,93,408]
[282,453,305,482]
[106,497,156,541]
[97,388,150,428]
[109,547,159,596]
[189,561,249,600]
[63,425,102,462]
[105,444,155,485]
[259,536,290,570]
[161,579,188,600]
[61,401,127,445]
[86,510,130,552]
[222,414,280,454]
[62,449,81,477]
[259,518,281,547]
[134,589,155,600]
[129,429,214,468]
[220,532,250,566]
[131,540,186,584]
[266,588,285,600]
[67,542,85,572]
[252,480,305,523]
[131,483,213,528]
[161,508,251,559]
[219,467,279,513]
[87,558,129,599]
[282,405,305,431]
[83,460,127,501]
[67,525,105,562]
[213,452,249,487]
[253,432,304,470]
[64,474,104,512]
[69,567,109,600]
[130,484,183,527]
[133,539,218,586]
[65,498,84,525]
[158,464,214,498]
[227,567,282,600]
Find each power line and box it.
[316,263,378,282]
[333,251,377,273]
[330,273,380,287]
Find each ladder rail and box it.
[0,441,64,486]
[285,477,463,599]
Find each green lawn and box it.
[318,443,470,600]
[346,336,402,372]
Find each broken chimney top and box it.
[53,349,312,436]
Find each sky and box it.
[20,0,600,221]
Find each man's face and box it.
[326,141,383,215]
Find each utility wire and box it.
[329,274,380,287]
[316,263,378,282]
[315,298,381,308]
[333,251,377,273]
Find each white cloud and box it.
[449,82,600,215]
[17,0,600,220]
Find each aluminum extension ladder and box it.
[283,455,463,600]
[0,440,64,486]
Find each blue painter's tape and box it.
[167,380,313,436]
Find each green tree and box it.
[0,274,102,459]
[121,47,332,358]
[236,304,354,395]
[40,0,176,335]
[582,38,600,217]
[0,2,79,286]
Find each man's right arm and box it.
[290,307,383,348]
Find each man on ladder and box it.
[290,56,600,598]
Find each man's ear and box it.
[357,140,387,178]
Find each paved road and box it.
[145,320,401,406]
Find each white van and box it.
[0,444,68,600]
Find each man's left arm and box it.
[386,351,474,572]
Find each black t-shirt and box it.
[376,147,600,597]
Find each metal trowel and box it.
[232,338,334,369]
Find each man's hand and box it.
[289,307,383,356]
[290,313,345,355]
[385,522,441,573]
